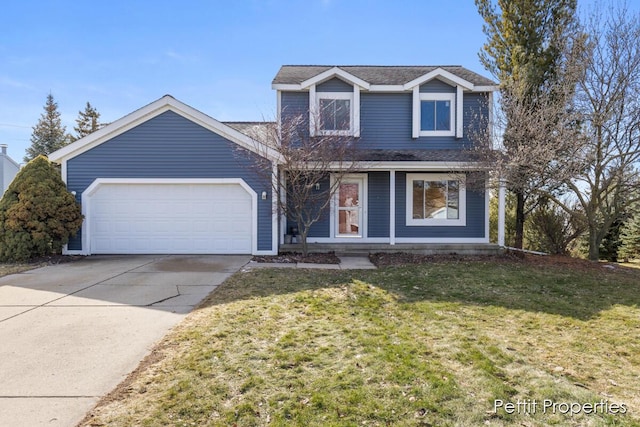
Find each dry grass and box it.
[0,263,37,277]
[80,257,640,426]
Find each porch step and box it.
[279,243,502,256]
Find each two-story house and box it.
[49,65,501,256]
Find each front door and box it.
[335,176,365,238]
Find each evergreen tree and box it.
[0,156,83,261]
[24,94,69,162]
[71,102,103,142]
[619,202,640,261]
[475,0,580,249]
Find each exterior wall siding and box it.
[281,91,309,122]
[279,87,490,151]
[285,175,331,238]
[395,172,486,238]
[358,92,487,150]
[367,172,390,238]
[66,111,273,252]
[419,79,456,93]
[317,78,353,92]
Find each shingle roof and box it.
[352,149,482,163]
[224,121,274,139]
[273,65,496,87]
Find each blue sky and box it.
[0,0,601,161]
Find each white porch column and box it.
[389,170,396,245]
[497,178,506,247]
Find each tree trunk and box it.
[588,226,601,261]
[299,228,309,257]
[514,191,525,249]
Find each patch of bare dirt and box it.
[27,254,86,265]
[252,252,341,264]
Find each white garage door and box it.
[88,183,253,254]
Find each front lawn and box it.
[81,257,640,426]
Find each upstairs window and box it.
[421,99,451,132]
[412,88,462,138]
[316,92,353,135]
[418,93,455,136]
[320,98,350,132]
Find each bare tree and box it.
[246,112,360,256]
[470,34,589,246]
[538,3,640,260]
[475,0,581,249]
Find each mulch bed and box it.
[252,252,341,264]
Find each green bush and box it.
[0,156,83,261]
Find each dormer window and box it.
[412,85,464,139]
[418,93,455,137]
[309,85,361,137]
[318,93,352,134]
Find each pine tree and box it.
[475,0,580,249]
[71,102,103,142]
[619,202,640,261]
[24,94,69,162]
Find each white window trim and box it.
[416,92,456,137]
[310,86,360,137]
[317,91,354,136]
[406,173,466,226]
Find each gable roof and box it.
[272,65,497,91]
[48,95,279,164]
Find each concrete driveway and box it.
[0,254,250,427]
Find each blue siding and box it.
[67,110,273,252]
[367,172,390,238]
[286,175,330,238]
[419,79,455,93]
[317,78,353,92]
[281,91,308,121]
[395,172,486,238]
[359,92,487,150]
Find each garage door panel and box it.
[88,183,253,254]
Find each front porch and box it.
[279,242,503,256]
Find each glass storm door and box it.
[336,177,364,237]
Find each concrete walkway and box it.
[243,255,377,270]
[0,254,250,427]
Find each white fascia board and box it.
[272,83,302,91]
[474,85,499,92]
[49,95,280,164]
[368,85,406,92]
[301,161,486,171]
[403,68,474,91]
[300,67,371,90]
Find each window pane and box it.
[436,100,451,131]
[425,181,446,219]
[412,180,424,219]
[319,99,335,130]
[334,99,350,130]
[420,101,435,131]
[319,98,350,131]
[447,180,459,219]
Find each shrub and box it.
[0,156,83,261]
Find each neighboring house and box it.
[48,65,502,256]
[0,144,20,195]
